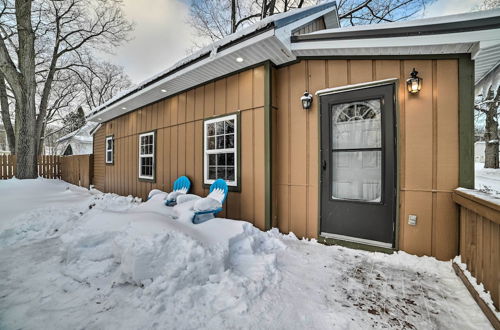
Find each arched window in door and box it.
[330,99,382,202]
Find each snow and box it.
[88,3,338,122]
[0,178,493,329]
[453,256,500,320]
[475,162,500,196]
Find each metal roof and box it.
[87,1,339,123]
[291,9,500,83]
[88,4,500,124]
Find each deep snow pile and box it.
[475,162,500,196]
[0,179,493,329]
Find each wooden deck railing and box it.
[0,154,93,188]
[453,188,500,316]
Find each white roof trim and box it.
[316,78,398,96]
[88,5,500,123]
[291,29,500,52]
[307,8,500,35]
[88,2,338,123]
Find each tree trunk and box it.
[268,0,276,16]
[484,100,499,168]
[38,121,46,156]
[261,0,268,19]
[231,0,237,33]
[14,0,38,179]
[0,74,15,154]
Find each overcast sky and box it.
[110,0,486,84]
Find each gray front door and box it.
[320,84,396,248]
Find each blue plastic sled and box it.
[165,176,191,206]
[192,179,228,224]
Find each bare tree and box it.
[189,0,435,43]
[70,58,132,112]
[476,85,500,168]
[190,0,316,43]
[337,0,434,26]
[476,0,500,10]
[0,72,14,153]
[0,0,133,178]
[473,0,500,168]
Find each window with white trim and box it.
[138,131,155,180]
[105,136,113,164]
[204,114,238,187]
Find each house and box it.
[87,2,500,261]
[56,122,98,156]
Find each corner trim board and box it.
[458,56,475,189]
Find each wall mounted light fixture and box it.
[301,91,313,110]
[406,68,422,94]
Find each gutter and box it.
[291,16,500,42]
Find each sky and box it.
[110,0,486,84]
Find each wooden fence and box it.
[0,154,16,179]
[453,188,500,326]
[0,154,93,188]
[60,155,93,188]
[1,154,62,179]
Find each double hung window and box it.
[139,131,155,180]
[203,114,238,187]
[105,136,114,164]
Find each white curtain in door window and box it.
[331,99,382,202]
[332,100,381,149]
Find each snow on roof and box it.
[57,122,98,143]
[88,3,500,124]
[87,1,338,119]
[305,8,500,36]
[293,8,500,83]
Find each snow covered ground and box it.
[475,162,500,196]
[0,179,493,329]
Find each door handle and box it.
[322,159,327,170]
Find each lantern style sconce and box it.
[301,91,313,110]
[406,68,422,94]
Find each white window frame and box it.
[105,136,113,164]
[138,131,155,180]
[203,113,238,187]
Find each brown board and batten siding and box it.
[273,59,460,260]
[93,128,105,191]
[93,66,267,230]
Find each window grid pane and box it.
[139,133,154,178]
[204,116,237,185]
[105,138,113,163]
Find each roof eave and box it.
[88,2,339,123]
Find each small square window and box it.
[209,166,216,180]
[227,167,235,181]
[216,121,225,135]
[207,137,215,150]
[225,120,234,134]
[227,153,234,166]
[209,154,216,166]
[217,153,225,166]
[207,123,215,136]
[225,134,234,148]
[216,136,225,149]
